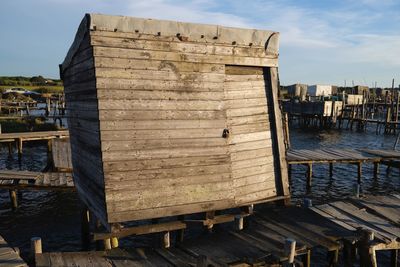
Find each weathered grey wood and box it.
[61,14,287,227]
[0,235,27,267]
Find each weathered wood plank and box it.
[93,46,278,67]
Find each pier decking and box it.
[0,235,27,267]
[286,147,400,188]
[34,195,400,266]
[0,171,74,190]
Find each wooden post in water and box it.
[205,211,215,232]
[9,189,18,210]
[391,249,398,267]
[358,229,377,267]
[284,238,296,267]
[177,215,185,243]
[162,232,170,248]
[8,142,12,156]
[111,237,119,249]
[373,162,379,178]
[302,249,311,267]
[30,237,42,259]
[328,249,339,267]
[357,162,362,184]
[103,238,112,250]
[329,163,333,177]
[306,163,312,189]
[81,209,91,250]
[17,138,23,158]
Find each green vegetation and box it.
[0,76,63,94]
[0,117,60,133]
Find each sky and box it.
[0,0,399,87]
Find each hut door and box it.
[224,65,277,205]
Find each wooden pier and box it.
[34,195,400,266]
[0,138,74,209]
[0,235,27,267]
[286,148,385,188]
[0,130,69,158]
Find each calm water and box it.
[0,127,399,264]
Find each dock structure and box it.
[286,147,400,190]
[35,195,400,266]
[286,148,383,188]
[0,130,69,158]
[0,235,27,267]
[0,138,74,209]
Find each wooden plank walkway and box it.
[286,147,400,188]
[0,130,69,142]
[361,149,400,159]
[286,148,379,164]
[0,235,27,267]
[0,171,74,190]
[34,195,400,266]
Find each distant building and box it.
[287,84,308,99]
[307,85,332,97]
[353,85,369,95]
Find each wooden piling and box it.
[206,211,215,232]
[103,238,112,250]
[17,138,23,158]
[328,249,339,267]
[284,238,296,267]
[177,215,185,243]
[8,142,12,156]
[81,209,91,250]
[235,216,244,231]
[358,229,376,267]
[9,189,18,210]
[162,232,170,248]
[306,163,312,189]
[391,249,398,267]
[302,249,311,267]
[373,162,379,178]
[31,237,42,257]
[329,163,333,177]
[357,162,362,184]
[111,237,119,249]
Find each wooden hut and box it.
[60,13,289,229]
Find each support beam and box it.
[17,138,23,158]
[306,163,313,190]
[328,249,339,267]
[31,237,42,258]
[373,162,379,178]
[357,162,362,184]
[111,237,119,248]
[284,238,296,267]
[391,249,398,267]
[162,232,170,248]
[302,249,311,267]
[103,238,112,250]
[80,209,91,250]
[9,189,18,210]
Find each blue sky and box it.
[0,0,399,87]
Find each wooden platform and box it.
[0,170,74,190]
[286,148,378,164]
[0,235,27,267]
[361,149,400,159]
[286,147,400,188]
[0,130,69,142]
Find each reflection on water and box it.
[0,128,399,262]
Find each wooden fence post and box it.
[284,238,296,267]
